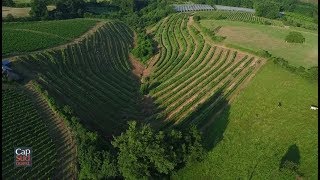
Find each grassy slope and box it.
[173,61,318,179]
[200,20,318,67]
[2,19,98,55]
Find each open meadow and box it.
[173,61,318,179]
[199,19,318,67]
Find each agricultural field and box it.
[2,1,318,178]
[173,61,318,179]
[196,11,284,26]
[12,20,142,134]
[198,18,318,67]
[2,87,57,179]
[2,18,98,56]
[2,6,56,18]
[144,13,264,130]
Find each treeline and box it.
[272,57,318,81]
[114,0,174,62]
[83,0,175,63]
[31,80,206,179]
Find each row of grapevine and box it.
[196,11,284,26]
[147,13,262,129]
[14,21,142,134]
[2,88,57,179]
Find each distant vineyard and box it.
[147,13,264,129]
[2,19,98,56]
[2,88,56,179]
[196,11,284,26]
[13,21,142,134]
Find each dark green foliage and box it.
[193,15,200,21]
[30,0,48,18]
[49,0,86,19]
[254,1,280,19]
[272,57,318,80]
[6,14,14,21]
[2,0,15,6]
[112,121,205,179]
[285,31,305,43]
[281,12,318,30]
[112,0,135,12]
[212,0,254,8]
[63,105,73,115]
[140,82,150,94]
[132,32,156,64]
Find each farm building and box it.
[173,4,214,12]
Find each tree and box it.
[254,1,280,19]
[52,0,85,19]
[30,0,48,18]
[112,121,175,179]
[112,121,206,178]
[2,0,15,6]
[285,31,305,43]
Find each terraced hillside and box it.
[12,21,142,135]
[145,13,265,130]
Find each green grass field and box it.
[2,19,98,55]
[173,61,318,179]
[200,20,318,68]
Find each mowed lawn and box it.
[2,18,98,55]
[200,20,318,67]
[173,62,318,179]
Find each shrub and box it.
[285,31,305,43]
[193,15,200,21]
[6,14,14,21]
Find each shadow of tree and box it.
[279,144,303,176]
[156,89,232,151]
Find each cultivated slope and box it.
[145,13,265,130]
[13,20,143,135]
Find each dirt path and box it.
[3,21,107,60]
[23,82,77,179]
[129,54,145,80]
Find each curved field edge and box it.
[2,18,100,57]
[172,61,318,179]
[2,85,76,179]
[199,19,318,68]
[145,13,267,131]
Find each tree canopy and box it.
[30,0,48,18]
[254,1,280,19]
[112,121,206,179]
